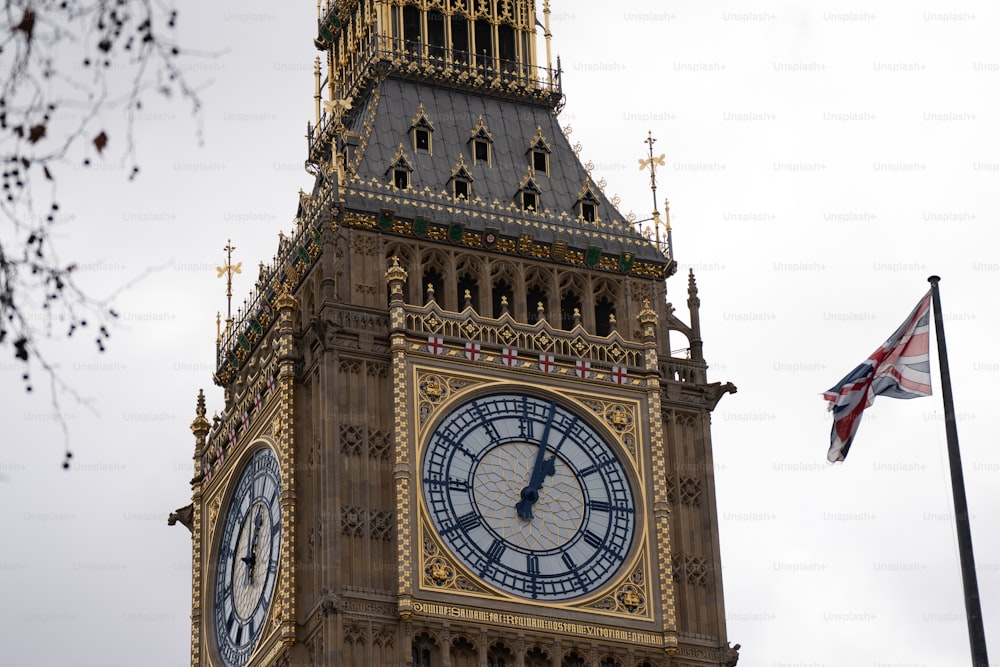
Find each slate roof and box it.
[339,76,667,265]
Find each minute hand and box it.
[515,404,557,521]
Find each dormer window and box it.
[527,126,552,176]
[532,150,548,174]
[449,155,474,201]
[386,143,414,190]
[575,180,601,222]
[522,191,537,211]
[517,167,542,212]
[415,129,430,151]
[410,103,434,155]
[468,115,494,167]
[475,141,490,164]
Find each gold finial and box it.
[500,294,510,315]
[464,289,472,309]
[314,56,322,125]
[426,282,436,303]
[543,0,554,89]
[536,301,545,319]
[215,311,221,345]
[216,240,242,332]
[638,131,672,258]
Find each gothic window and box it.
[457,272,479,311]
[412,633,438,667]
[492,278,513,318]
[526,284,546,324]
[560,290,581,331]
[474,19,493,68]
[454,179,470,199]
[423,267,444,304]
[524,647,552,667]
[451,638,477,667]
[394,169,410,189]
[600,659,623,667]
[498,23,516,70]
[595,295,615,336]
[427,9,446,59]
[412,647,431,667]
[403,5,421,54]
[488,642,515,667]
[451,14,470,64]
[562,653,586,667]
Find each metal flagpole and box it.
[927,275,989,666]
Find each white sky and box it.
[2,1,998,665]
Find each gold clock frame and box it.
[404,362,656,622]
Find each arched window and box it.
[492,278,513,318]
[488,641,515,667]
[562,652,586,667]
[526,284,546,324]
[457,272,478,311]
[595,295,615,336]
[423,267,444,304]
[560,290,581,331]
[451,637,477,667]
[524,647,552,667]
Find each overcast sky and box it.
[2,1,998,665]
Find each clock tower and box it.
[178,1,740,666]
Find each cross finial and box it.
[216,240,242,332]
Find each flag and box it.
[822,292,933,462]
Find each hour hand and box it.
[515,456,556,520]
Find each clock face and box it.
[421,392,636,601]
[213,448,282,667]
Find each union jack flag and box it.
[823,292,933,462]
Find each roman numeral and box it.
[442,512,480,535]
[527,554,539,575]
[583,529,603,549]
[448,478,469,492]
[577,465,598,477]
[458,512,479,532]
[561,552,576,569]
[590,500,611,512]
[486,539,506,563]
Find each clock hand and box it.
[241,507,263,581]
[515,403,557,521]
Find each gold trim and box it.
[408,364,654,620]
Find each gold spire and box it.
[216,240,242,333]
[638,131,672,258]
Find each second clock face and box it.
[422,392,637,601]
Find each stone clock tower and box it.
[176,1,739,666]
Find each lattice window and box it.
[370,510,394,541]
[370,429,392,460]
[341,505,366,537]
[341,424,364,456]
[679,476,702,507]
